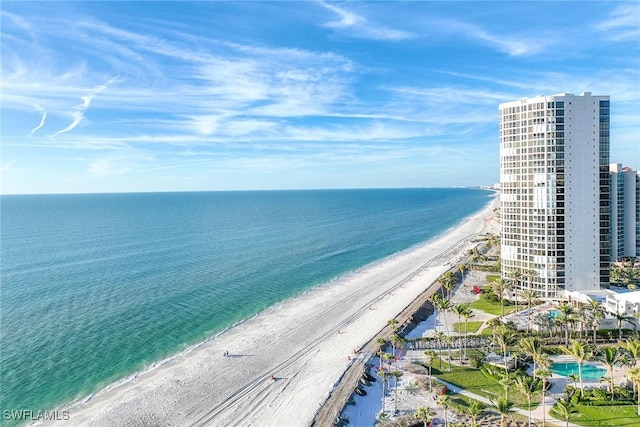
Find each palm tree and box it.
[491,396,514,427]
[584,299,604,344]
[498,371,517,401]
[458,263,467,281]
[614,311,634,340]
[438,273,455,299]
[491,325,515,375]
[461,305,474,359]
[436,297,453,338]
[424,350,435,391]
[519,336,543,373]
[534,360,552,427]
[556,302,575,346]
[523,268,539,293]
[492,278,511,317]
[435,331,445,370]
[389,333,401,363]
[390,334,406,366]
[466,400,484,427]
[532,312,554,338]
[562,340,591,398]
[596,346,624,400]
[437,395,451,427]
[415,406,436,427]
[452,303,466,331]
[519,289,539,333]
[627,367,640,416]
[382,352,393,372]
[376,337,387,370]
[554,397,577,427]
[444,335,454,372]
[574,307,592,340]
[377,369,388,414]
[620,338,640,367]
[514,375,539,426]
[391,370,403,413]
[452,304,469,361]
[387,318,399,334]
[509,269,522,311]
[430,293,443,332]
[567,373,579,389]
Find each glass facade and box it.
[599,100,611,286]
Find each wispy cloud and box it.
[28,104,47,136]
[446,20,551,56]
[1,2,637,194]
[596,4,640,41]
[51,76,119,137]
[320,1,412,41]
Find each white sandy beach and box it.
[47,196,498,427]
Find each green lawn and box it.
[551,404,638,426]
[481,326,495,336]
[469,298,520,316]
[452,321,484,333]
[433,359,539,410]
[486,275,501,283]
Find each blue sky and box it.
[1,1,639,194]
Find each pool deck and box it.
[500,303,557,331]
[547,355,627,386]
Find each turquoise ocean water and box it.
[0,188,491,419]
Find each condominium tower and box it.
[610,163,639,261]
[499,92,610,299]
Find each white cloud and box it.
[50,76,119,137]
[320,1,412,41]
[322,2,364,28]
[449,21,551,56]
[28,104,47,136]
[596,4,640,41]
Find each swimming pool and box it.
[547,309,560,318]
[551,362,607,380]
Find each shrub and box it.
[588,388,608,401]
[542,346,563,355]
[582,399,635,406]
[615,386,633,399]
[469,356,483,368]
[482,295,499,304]
[570,391,581,405]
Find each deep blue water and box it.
[0,188,491,419]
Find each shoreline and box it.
[44,195,498,427]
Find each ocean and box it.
[0,188,491,420]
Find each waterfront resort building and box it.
[499,92,610,299]
[565,288,640,332]
[610,163,640,261]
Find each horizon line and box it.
[0,185,495,197]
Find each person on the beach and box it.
[223,350,229,357]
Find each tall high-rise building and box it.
[610,163,639,261]
[499,92,610,299]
